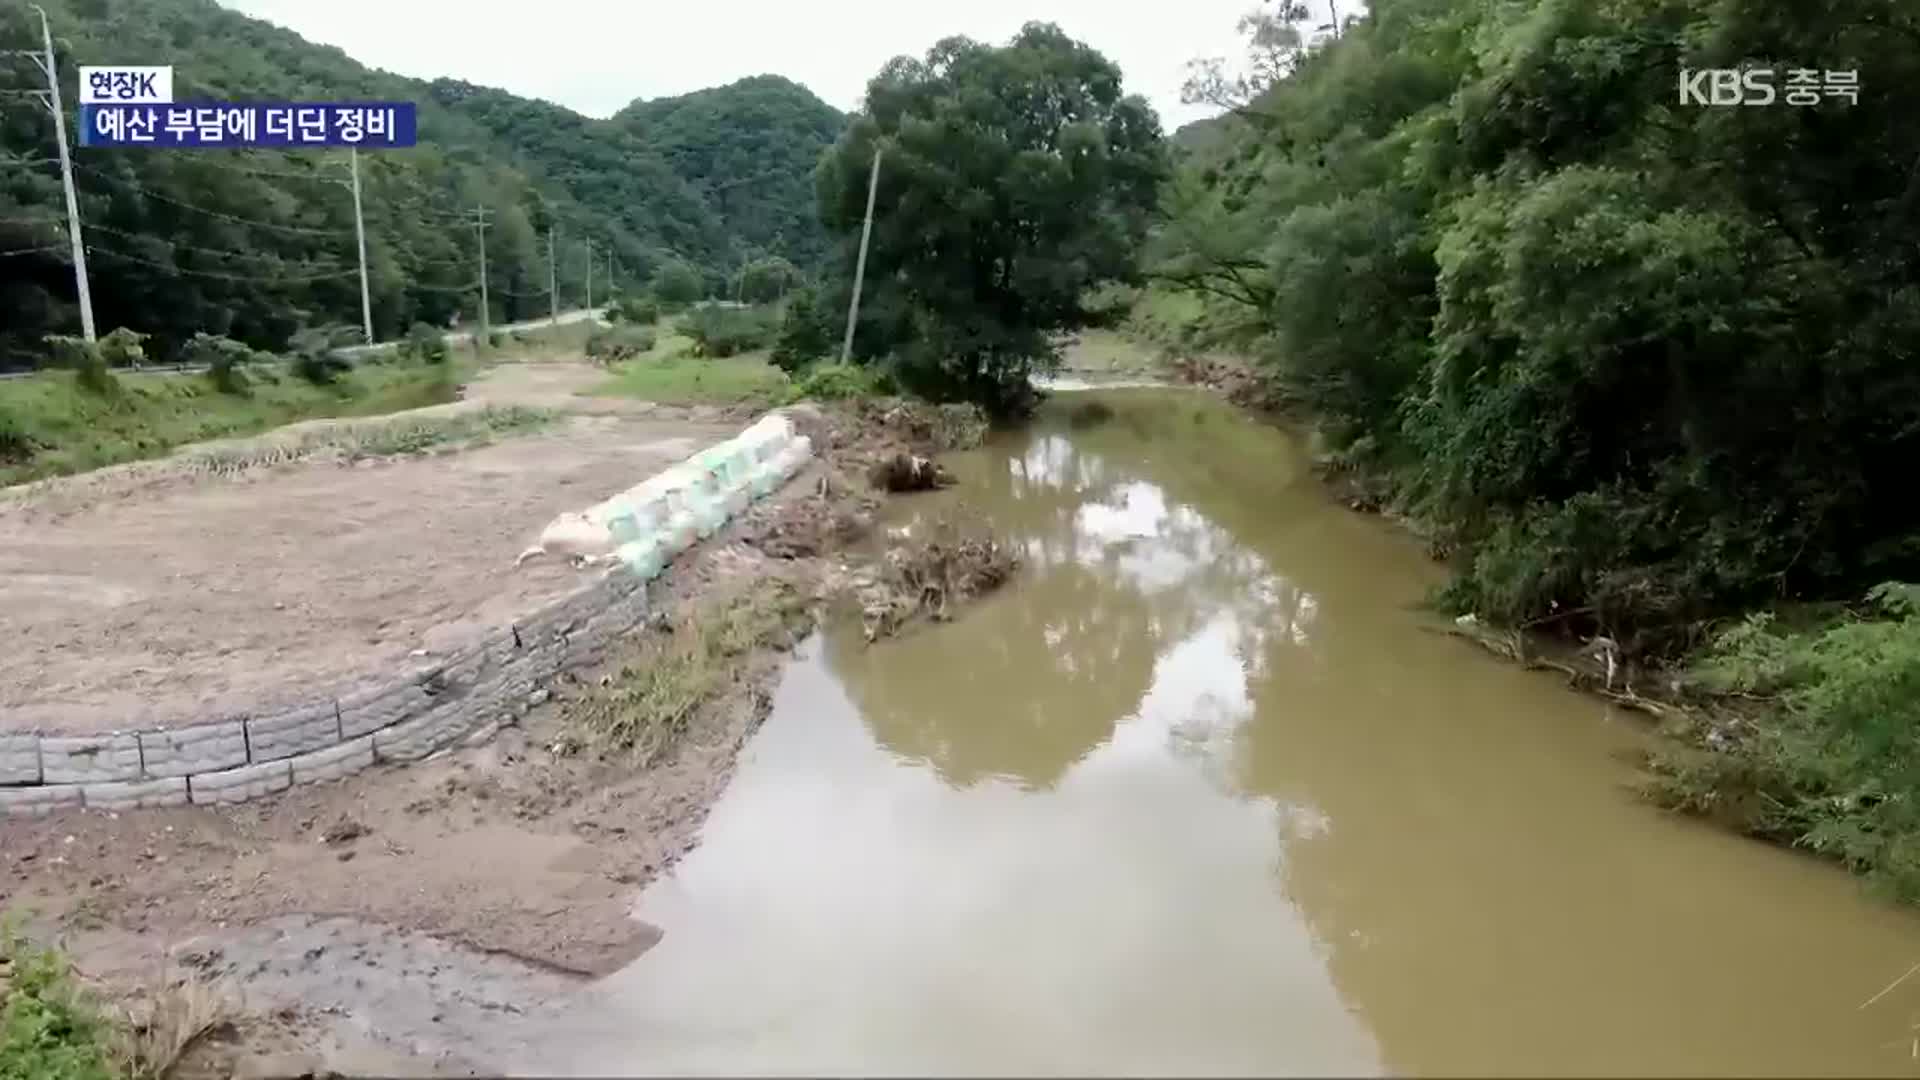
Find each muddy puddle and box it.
[522,391,1920,1076]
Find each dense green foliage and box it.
[606,292,660,326]
[649,261,704,308]
[1150,0,1920,651]
[735,256,801,304]
[771,286,834,373]
[785,361,891,403]
[615,77,847,271]
[0,929,115,1080]
[817,24,1169,415]
[1650,585,1920,898]
[0,0,844,370]
[684,305,777,358]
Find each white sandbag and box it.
[614,537,666,581]
[515,511,617,567]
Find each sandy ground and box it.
[0,362,738,732]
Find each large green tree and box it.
[818,23,1169,415]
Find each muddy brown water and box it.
[537,390,1920,1076]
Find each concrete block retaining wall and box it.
[0,412,814,817]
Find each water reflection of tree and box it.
[841,408,1320,791]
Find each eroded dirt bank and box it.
[0,386,991,1076]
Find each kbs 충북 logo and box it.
[1677,67,1860,107]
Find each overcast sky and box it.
[220,0,1250,132]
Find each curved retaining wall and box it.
[0,413,814,818]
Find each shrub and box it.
[684,304,775,358]
[402,322,448,366]
[0,928,116,1080]
[1648,585,1920,899]
[650,260,702,310]
[771,287,834,374]
[287,325,357,385]
[786,362,884,403]
[585,324,656,366]
[610,292,660,326]
[45,334,115,397]
[97,327,147,369]
[0,405,34,464]
[185,333,255,395]
[1081,282,1141,328]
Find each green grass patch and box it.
[566,578,812,762]
[0,362,465,486]
[592,350,789,408]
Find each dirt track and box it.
[0,362,736,733]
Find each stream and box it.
[533,389,1920,1076]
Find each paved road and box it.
[0,307,609,380]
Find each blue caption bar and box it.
[78,102,417,148]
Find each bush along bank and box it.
[1134,0,1920,900]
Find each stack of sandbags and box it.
[518,408,817,582]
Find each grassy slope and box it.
[0,363,462,487]
[590,318,789,407]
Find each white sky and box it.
[219,0,1250,132]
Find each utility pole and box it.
[466,205,490,334]
[840,145,882,364]
[607,246,614,297]
[28,4,93,341]
[547,226,558,326]
[584,237,592,311]
[348,148,372,344]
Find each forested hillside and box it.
[615,76,847,271]
[1149,0,1920,648]
[0,0,843,368]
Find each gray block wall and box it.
[0,562,654,816]
[0,411,810,817]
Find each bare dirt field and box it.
[0,386,972,1076]
[0,362,738,732]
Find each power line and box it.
[80,220,348,270]
[71,161,347,236]
[87,243,357,283]
[0,243,58,257]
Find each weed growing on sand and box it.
[569,579,813,762]
[0,922,234,1080]
[0,925,115,1080]
[181,405,555,476]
